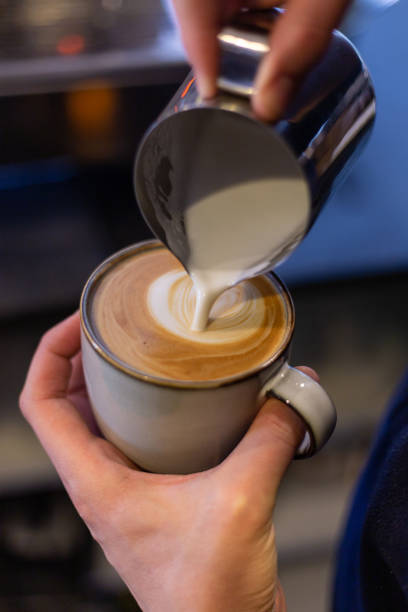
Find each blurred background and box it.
[0,1,407,610]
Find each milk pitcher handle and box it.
[258,363,337,458]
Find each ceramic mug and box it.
[80,240,336,474]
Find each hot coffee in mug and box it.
[91,245,289,381]
[81,240,336,474]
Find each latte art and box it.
[148,270,273,345]
[92,245,289,382]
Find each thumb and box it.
[221,366,318,500]
[222,397,305,496]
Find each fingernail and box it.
[253,75,296,122]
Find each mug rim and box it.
[80,239,295,390]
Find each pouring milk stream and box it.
[185,165,309,331]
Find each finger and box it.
[221,365,320,498]
[23,311,81,403]
[67,353,101,436]
[20,312,93,460]
[20,313,135,506]
[171,0,223,98]
[297,365,319,383]
[253,0,351,120]
[246,0,285,6]
[221,396,305,498]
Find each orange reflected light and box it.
[57,34,85,56]
[181,77,195,99]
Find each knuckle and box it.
[72,490,95,527]
[19,390,28,419]
[70,466,133,545]
[38,327,54,351]
[19,387,38,423]
[226,490,251,520]
[214,481,257,524]
[70,483,111,544]
[218,487,265,533]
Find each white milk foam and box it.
[185,177,309,330]
[148,269,269,344]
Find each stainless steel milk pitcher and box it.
[134,9,376,274]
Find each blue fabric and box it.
[333,370,408,611]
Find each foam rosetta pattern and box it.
[92,248,288,381]
[148,269,272,345]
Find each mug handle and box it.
[258,363,337,458]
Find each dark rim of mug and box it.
[80,239,295,390]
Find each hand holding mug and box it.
[20,312,320,612]
[80,242,335,474]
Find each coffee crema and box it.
[91,246,289,381]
